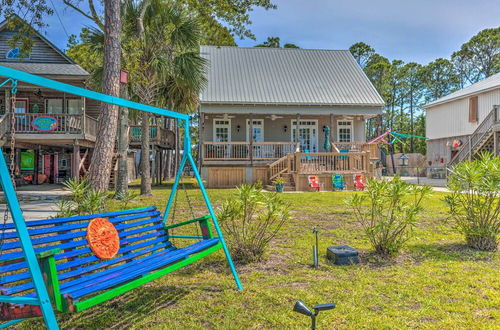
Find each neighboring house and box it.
[199,46,384,189]
[0,18,172,185]
[424,73,500,169]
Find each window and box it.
[213,119,231,142]
[46,99,63,114]
[337,120,353,142]
[469,96,478,123]
[67,99,83,114]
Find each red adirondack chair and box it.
[354,174,365,191]
[308,175,320,192]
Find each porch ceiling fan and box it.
[213,113,235,120]
[266,114,284,121]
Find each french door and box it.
[291,120,318,152]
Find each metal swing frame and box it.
[0,66,242,330]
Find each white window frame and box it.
[337,120,353,143]
[213,119,231,142]
[246,119,264,142]
[290,119,319,152]
[66,99,83,114]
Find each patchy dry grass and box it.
[20,185,499,329]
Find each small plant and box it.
[115,191,139,208]
[216,183,291,264]
[57,178,108,217]
[272,177,286,185]
[445,153,500,251]
[346,176,431,257]
[272,176,286,192]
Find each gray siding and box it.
[0,30,70,64]
[426,88,500,140]
[202,113,366,152]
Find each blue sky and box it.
[38,0,500,65]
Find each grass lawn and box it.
[22,184,499,329]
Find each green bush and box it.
[445,153,500,251]
[56,179,108,217]
[346,176,431,257]
[216,183,291,264]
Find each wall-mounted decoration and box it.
[5,47,30,60]
[20,150,35,170]
[32,115,58,132]
[452,140,462,149]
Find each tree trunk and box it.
[87,0,121,192]
[115,83,129,196]
[140,112,152,195]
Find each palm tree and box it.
[122,0,206,195]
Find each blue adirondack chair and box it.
[332,174,345,190]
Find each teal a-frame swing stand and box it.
[0,66,242,330]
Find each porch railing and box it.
[10,113,83,134]
[129,125,172,145]
[202,142,299,161]
[296,152,370,174]
[333,142,378,159]
[84,115,98,138]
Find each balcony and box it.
[0,113,98,142]
[202,141,378,163]
[129,125,175,149]
[202,142,299,162]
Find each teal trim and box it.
[0,148,59,330]
[0,77,14,88]
[0,296,40,305]
[0,319,26,329]
[162,153,187,224]
[183,120,243,290]
[0,66,188,121]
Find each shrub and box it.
[216,183,291,264]
[56,179,108,217]
[445,153,500,251]
[346,176,431,257]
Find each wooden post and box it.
[249,113,253,166]
[295,113,300,151]
[72,143,80,182]
[33,148,39,185]
[295,153,301,174]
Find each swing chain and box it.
[0,80,18,282]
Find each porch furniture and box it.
[332,174,345,190]
[354,174,365,191]
[308,175,320,192]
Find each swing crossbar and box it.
[0,206,219,318]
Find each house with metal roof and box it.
[199,46,384,189]
[423,73,500,169]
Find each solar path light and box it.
[293,300,336,329]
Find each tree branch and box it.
[87,0,104,30]
[63,0,104,31]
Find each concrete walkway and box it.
[0,184,69,221]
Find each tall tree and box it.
[420,58,461,102]
[349,42,375,69]
[451,27,500,85]
[254,36,300,48]
[123,0,206,195]
[402,62,424,152]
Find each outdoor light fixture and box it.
[236,125,241,132]
[293,300,336,330]
[284,125,288,132]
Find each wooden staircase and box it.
[449,106,500,166]
[266,154,296,191]
[265,173,296,191]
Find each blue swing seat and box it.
[0,206,220,317]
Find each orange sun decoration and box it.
[86,218,120,259]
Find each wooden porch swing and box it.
[0,66,242,330]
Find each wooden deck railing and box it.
[296,152,369,174]
[202,142,299,161]
[268,154,293,181]
[129,125,172,145]
[333,142,378,159]
[84,115,98,138]
[11,113,83,133]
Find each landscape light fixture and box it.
[293,300,336,330]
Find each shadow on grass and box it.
[55,285,190,329]
[409,242,496,262]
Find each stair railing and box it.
[268,154,292,181]
[449,106,498,166]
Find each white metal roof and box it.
[424,72,500,108]
[200,46,385,107]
